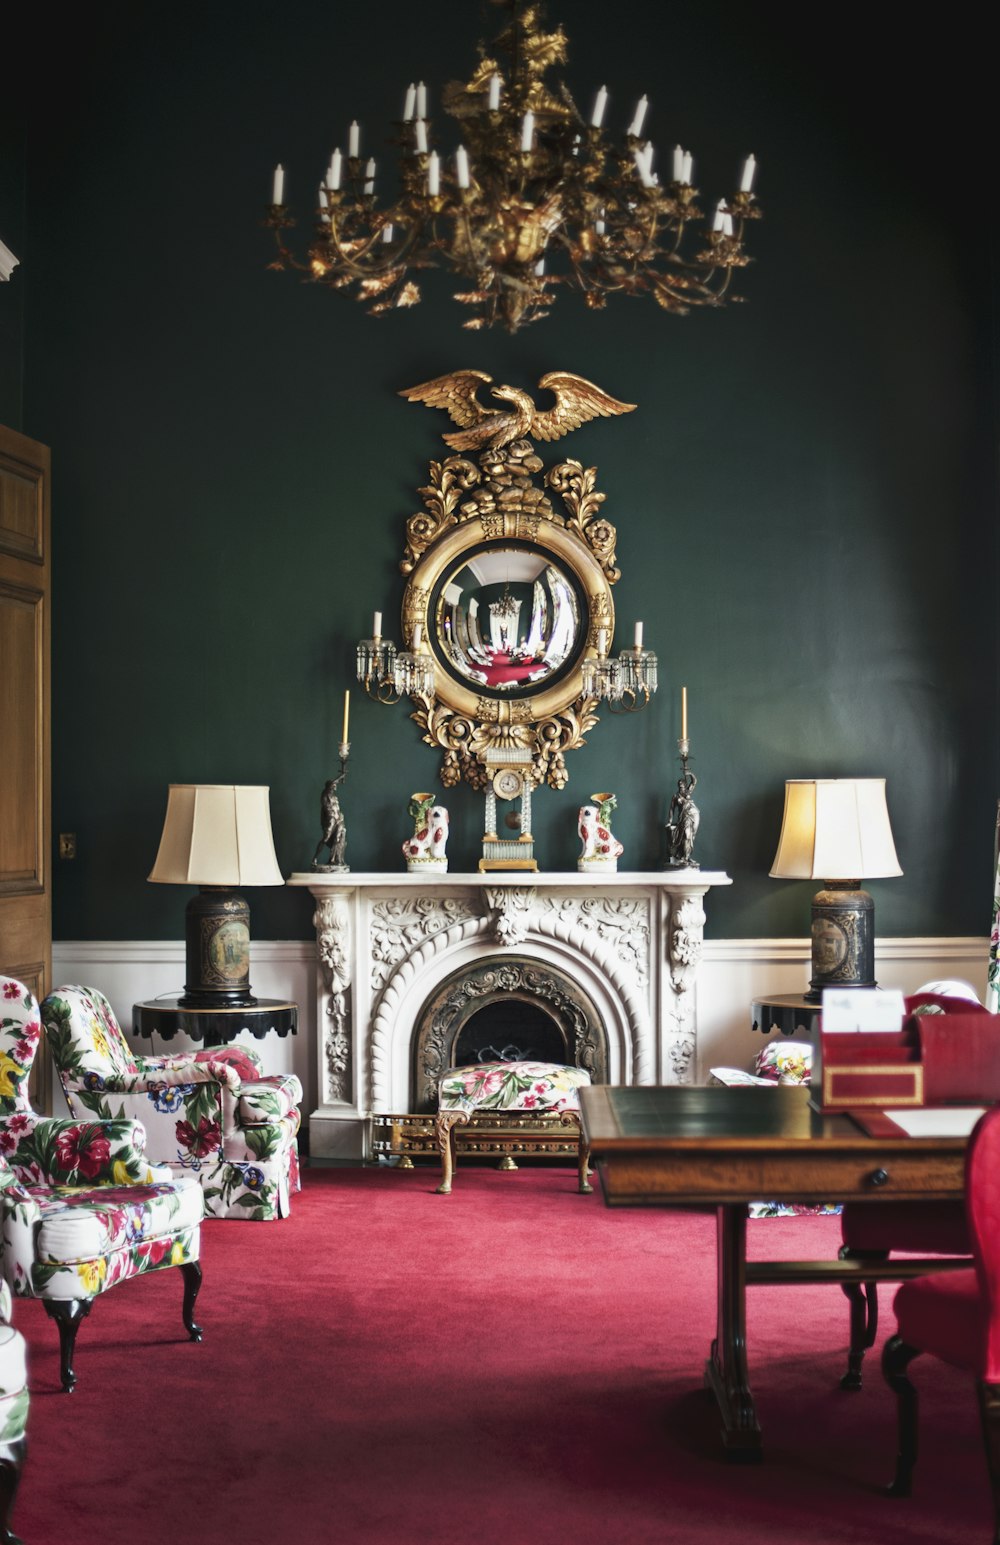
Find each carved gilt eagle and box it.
[399,369,636,452]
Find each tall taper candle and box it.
[681,686,688,741]
[342,690,350,744]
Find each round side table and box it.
[751,993,821,1039]
[133,997,297,1047]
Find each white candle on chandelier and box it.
[682,150,693,184]
[414,119,428,154]
[412,623,423,650]
[342,690,350,745]
[488,73,501,111]
[591,85,608,128]
[427,151,440,196]
[382,223,394,243]
[416,81,427,119]
[534,258,545,275]
[455,145,470,189]
[271,164,285,204]
[740,153,757,193]
[403,83,416,121]
[595,206,606,235]
[348,121,360,159]
[318,185,329,220]
[681,686,688,741]
[634,621,644,650]
[712,199,726,232]
[520,110,535,151]
[722,211,733,236]
[328,150,342,190]
[672,144,684,182]
[364,158,376,195]
[597,628,609,658]
[628,95,649,138]
[373,611,383,640]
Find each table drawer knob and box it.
[868,1167,890,1188]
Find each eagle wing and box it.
[530,372,637,443]
[399,369,495,430]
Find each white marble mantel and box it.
[287,869,731,1160]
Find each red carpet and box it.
[12,1166,992,1544]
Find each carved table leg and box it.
[435,1111,468,1195]
[704,1203,762,1459]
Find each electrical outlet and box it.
[59,833,77,860]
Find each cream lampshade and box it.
[148,784,285,1008]
[770,778,902,1002]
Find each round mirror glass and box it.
[433,545,584,697]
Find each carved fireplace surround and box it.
[287,870,730,1160]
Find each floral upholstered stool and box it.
[434,1061,593,1196]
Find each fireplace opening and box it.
[453,998,567,1068]
[411,956,609,1111]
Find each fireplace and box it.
[287,868,731,1160]
[411,956,609,1112]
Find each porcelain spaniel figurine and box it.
[403,797,450,870]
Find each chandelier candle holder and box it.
[357,611,435,705]
[264,1,760,333]
[581,620,658,712]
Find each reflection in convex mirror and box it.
[436,546,582,695]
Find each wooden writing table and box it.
[579,1084,968,1459]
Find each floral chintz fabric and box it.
[439,1060,592,1116]
[0,1173,28,1452]
[0,975,204,1378]
[43,985,302,1220]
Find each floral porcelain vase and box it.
[577,792,624,872]
[401,792,450,872]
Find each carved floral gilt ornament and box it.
[357,368,655,797]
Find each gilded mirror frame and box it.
[399,440,619,791]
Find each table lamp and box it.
[148,784,285,1008]
[769,777,902,1003]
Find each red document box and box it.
[811,1023,923,1111]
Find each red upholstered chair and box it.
[839,985,986,1390]
[882,1103,1000,1531]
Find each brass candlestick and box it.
[311,741,351,873]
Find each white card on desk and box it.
[890,1107,986,1138]
[821,987,905,1033]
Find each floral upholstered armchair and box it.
[42,985,302,1220]
[0,1173,27,1545]
[0,976,204,1393]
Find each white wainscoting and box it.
[52,935,990,1121]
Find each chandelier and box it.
[264,1,761,333]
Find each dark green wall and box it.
[0,111,26,427]
[14,2,999,943]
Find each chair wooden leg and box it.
[435,1112,468,1195]
[0,1438,25,1545]
[839,1246,888,1390]
[181,1261,203,1342]
[560,1110,593,1194]
[976,1380,1000,1544]
[882,1334,922,1496]
[43,1298,93,1392]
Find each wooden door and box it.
[0,423,51,1109]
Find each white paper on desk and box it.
[889,1107,987,1138]
[821,988,905,1033]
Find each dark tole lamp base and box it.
[804,883,877,1004]
[180,887,258,1009]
